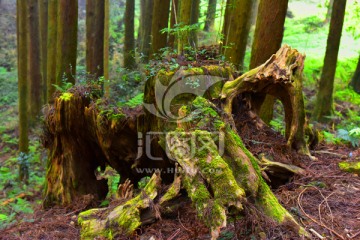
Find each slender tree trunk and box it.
[222,0,253,70]
[27,0,43,124]
[325,0,334,23]
[47,0,58,102]
[168,0,178,48]
[249,0,288,124]
[177,0,191,54]
[39,0,48,103]
[151,0,170,55]
[86,0,105,81]
[56,0,78,84]
[350,55,360,93]
[204,0,217,32]
[189,0,200,48]
[139,0,153,62]
[313,0,347,122]
[124,0,136,69]
[17,0,29,183]
[104,0,110,97]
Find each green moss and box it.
[59,92,73,101]
[339,161,360,174]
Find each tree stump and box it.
[43,45,312,239]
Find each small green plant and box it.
[52,74,74,93]
[334,125,360,147]
[270,119,285,136]
[122,93,144,108]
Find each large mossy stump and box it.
[43,45,312,239]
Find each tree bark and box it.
[313,0,347,122]
[104,0,110,97]
[177,0,191,54]
[189,0,200,48]
[168,0,179,48]
[151,0,170,55]
[17,0,29,183]
[43,45,311,238]
[27,0,43,124]
[222,0,253,70]
[204,0,217,32]
[325,0,334,23]
[138,0,153,62]
[86,0,105,81]
[249,0,288,124]
[124,0,136,69]
[350,54,360,93]
[47,0,58,102]
[39,0,48,103]
[56,0,78,84]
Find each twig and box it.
[311,150,347,159]
[167,228,181,240]
[318,191,335,227]
[309,228,325,239]
[297,187,345,240]
[348,230,360,239]
[177,211,191,232]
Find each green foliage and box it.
[138,176,151,189]
[270,119,285,136]
[52,75,74,93]
[161,22,200,39]
[320,130,342,145]
[121,93,144,108]
[0,139,45,230]
[337,128,360,147]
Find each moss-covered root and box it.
[78,172,161,239]
[339,161,360,174]
[166,131,246,239]
[256,180,309,237]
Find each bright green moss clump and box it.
[339,161,360,174]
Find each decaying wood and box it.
[43,45,312,239]
[221,45,310,156]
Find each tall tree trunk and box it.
[139,0,153,62]
[86,0,105,82]
[168,0,178,48]
[177,0,191,54]
[27,0,43,124]
[17,0,29,183]
[325,0,334,23]
[204,0,217,32]
[189,0,200,48]
[124,0,136,69]
[47,0,58,102]
[39,0,48,103]
[249,0,288,124]
[313,0,347,123]
[222,0,253,70]
[56,0,78,84]
[151,0,170,55]
[104,0,110,97]
[350,55,360,93]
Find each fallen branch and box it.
[1,193,27,206]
